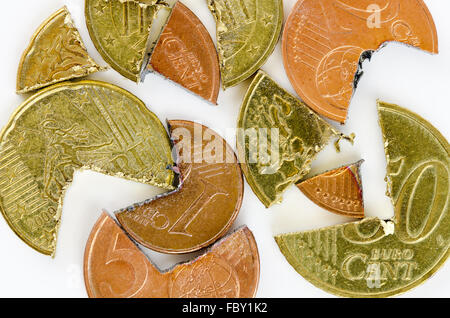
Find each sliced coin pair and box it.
[283,0,438,123]
[86,0,220,104]
[275,102,449,297]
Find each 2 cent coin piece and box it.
[207,0,283,89]
[149,2,220,104]
[297,160,365,218]
[116,120,244,254]
[275,102,449,297]
[85,0,164,82]
[237,70,342,208]
[0,81,174,255]
[283,0,438,123]
[17,6,102,94]
[84,212,260,298]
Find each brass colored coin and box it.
[84,212,260,298]
[237,70,341,208]
[149,2,220,104]
[297,160,365,218]
[17,6,102,94]
[85,0,164,82]
[117,120,244,254]
[275,102,449,297]
[283,0,438,123]
[0,81,174,256]
[207,0,283,89]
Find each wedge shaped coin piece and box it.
[297,160,365,218]
[237,70,341,208]
[117,120,244,254]
[85,0,164,82]
[275,102,449,297]
[0,81,174,255]
[283,0,438,123]
[84,212,260,298]
[207,0,283,89]
[17,6,102,94]
[149,2,220,104]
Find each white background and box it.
[0,0,448,298]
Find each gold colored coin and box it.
[17,6,102,94]
[275,102,449,297]
[0,81,174,256]
[237,70,342,208]
[85,0,164,82]
[207,0,283,89]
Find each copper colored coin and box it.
[296,160,364,218]
[283,0,438,123]
[116,120,244,254]
[84,212,260,298]
[149,2,220,104]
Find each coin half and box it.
[117,120,244,254]
[0,81,174,256]
[85,0,164,82]
[296,160,365,218]
[275,102,448,297]
[17,6,102,94]
[148,1,220,104]
[207,0,283,89]
[283,0,438,123]
[84,212,260,298]
[237,70,342,208]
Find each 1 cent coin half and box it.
[149,1,220,104]
[84,212,260,298]
[116,120,244,254]
[283,0,438,123]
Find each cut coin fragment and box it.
[84,212,260,298]
[0,81,174,256]
[207,0,283,89]
[296,160,365,218]
[275,102,449,297]
[117,120,244,254]
[148,2,220,104]
[16,6,102,94]
[283,0,438,123]
[85,0,165,82]
[237,70,342,208]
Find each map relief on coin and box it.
[283,0,438,123]
[0,81,174,255]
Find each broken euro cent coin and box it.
[275,101,448,297]
[84,212,260,298]
[116,120,244,254]
[207,0,283,89]
[297,160,365,218]
[149,1,220,104]
[237,70,342,208]
[283,0,438,123]
[17,6,102,94]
